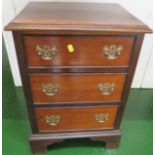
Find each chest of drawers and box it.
[5,2,151,154]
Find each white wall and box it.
[3,0,153,88]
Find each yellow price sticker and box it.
[67,44,74,53]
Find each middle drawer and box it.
[30,74,126,104]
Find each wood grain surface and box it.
[30,74,126,104]
[24,35,134,67]
[35,106,118,132]
[5,2,151,33]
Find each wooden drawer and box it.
[35,106,118,132]
[23,35,134,67]
[30,74,126,104]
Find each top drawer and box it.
[23,35,134,67]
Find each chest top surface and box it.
[5,2,151,33]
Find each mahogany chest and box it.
[5,2,151,154]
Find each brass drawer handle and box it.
[36,45,58,60]
[45,115,60,125]
[95,113,110,123]
[42,84,59,96]
[103,45,123,60]
[98,83,115,95]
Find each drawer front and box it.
[35,106,118,132]
[30,74,126,104]
[24,35,134,67]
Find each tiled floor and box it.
[3,40,153,155]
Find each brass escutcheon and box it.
[98,83,115,95]
[103,45,123,60]
[36,45,58,60]
[95,113,110,123]
[45,115,60,125]
[42,84,59,96]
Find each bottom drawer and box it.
[35,106,118,132]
